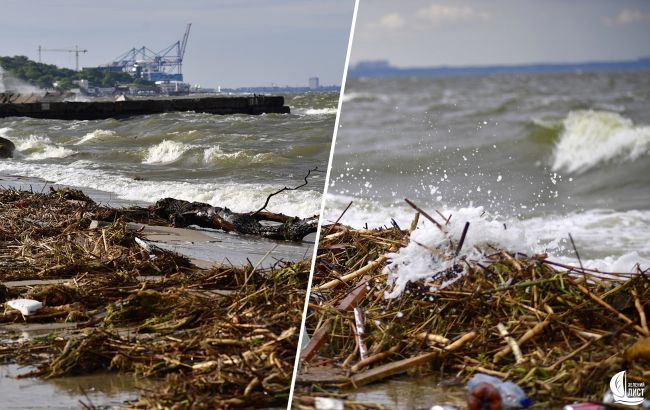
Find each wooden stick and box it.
[445,331,477,351]
[353,307,369,361]
[326,200,353,235]
[404,198,445,232]
[409,212,420,233]
[565,277,646,335]
[313,255,388,291]
[336,276,371,311]
[546,337,599,371]
[350,331,476,386]
[350,351,440,387]
[497,322,524,364]
[568,233,584,271]
[415,332,450,346]
[300,320,331,363]
[494,316,552,363]
[351,344,400,373]
[632,289,650,337]
[455,222,470,257]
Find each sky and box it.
[0,0,355,88]
[350,0,650,67]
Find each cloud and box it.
[605,8,650,26]
[378,12,405,29]
[416,4,491,26]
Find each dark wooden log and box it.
[152,198,317,241]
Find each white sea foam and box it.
[384,206,529,298]
[324,194,650,297]
[0,127,12,138]
[75,130,117,145]
[294,107,338,116]
[203,146,250,163]
[203,146,278,164]
[143,140,189,164]
[552,110,650,173]
[13,135,75,160]
[0,161,321,218]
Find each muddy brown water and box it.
[0,364,142,409]
[0,324,149,409]
[346,376,468,409]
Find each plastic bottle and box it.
[467,373,531,409]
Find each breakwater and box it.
[0,94,289,120]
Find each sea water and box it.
[325,71,650,289]
[0,92,338,218]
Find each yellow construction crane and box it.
[38,45,88,71]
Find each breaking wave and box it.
[14,135,75,160]
[75,129,118,145]
[551,110,650,173]
[324,194,650,297]
[0,160,322,218]
[143,140,189,164]
[203,146,249,163]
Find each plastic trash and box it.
[467,373,531,408]
[6,299,43,316]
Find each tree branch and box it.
[251,167,324,216]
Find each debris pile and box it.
[297,204,649,408]
[0,188,308,408]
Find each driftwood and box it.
[152,198,318,241]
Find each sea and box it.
[325,71,650,279]
[0,92,338,218]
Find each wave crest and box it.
[15,135,75,160]
[551,110,650,173]
[143,140,188,164]
[75,129,117,145]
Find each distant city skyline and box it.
[0,0,355,88]
[351,0,650,68]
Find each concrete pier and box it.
[0,94,290,120]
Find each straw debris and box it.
[297,205,649,407]
[1,188,308,408]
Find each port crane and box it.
[101,23,191,82]
[38,45,88,71]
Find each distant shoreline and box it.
[349,57,650,78]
